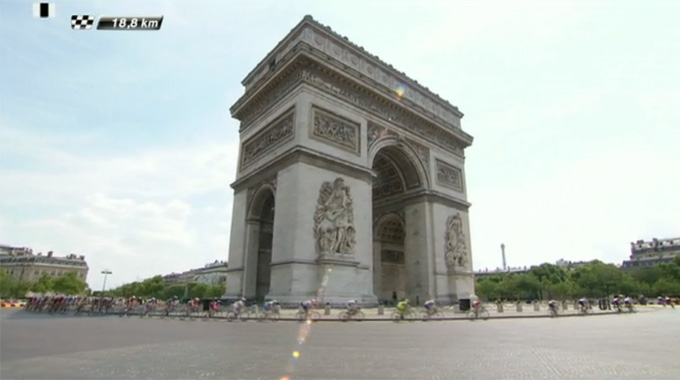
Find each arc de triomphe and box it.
[225,16,475,306]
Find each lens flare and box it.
[292,351,300,358]
[394,83,406,99]
[280,377,290,380]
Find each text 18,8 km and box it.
[97,16,163,31]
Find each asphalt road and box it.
[1,308,678,380]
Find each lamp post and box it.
[101,270,112,296]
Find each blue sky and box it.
[1,0,679,290]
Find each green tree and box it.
[30,274,55,293]
[205,283,226,298]
[186,282,207,299]
[475,278,498,301]
[0,270,15,298]
[163,284,186,300]
[653,278,680,296]
[52,272,87,295]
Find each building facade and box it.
[225,16,475,305]
[163,260,228,286]
[622,237,680,269]
[0,245,89,283]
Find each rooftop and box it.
[237,15,463,128]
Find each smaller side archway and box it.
[244,185,276,301]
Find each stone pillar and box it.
[242,220,261,298]
[225,190,248,299]
[516,302,523,312]
[372,240,382,301]
[403,200,435,303]
[267,162,377,306]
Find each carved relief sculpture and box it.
[313,178,356,256]
[445,213,468,268]
[311,107,360,154]
[435,159,463,192]
[241,110,295,168]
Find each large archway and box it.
[371,145,424,305]
[246,188,275,302]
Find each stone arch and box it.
[244,185,275,301]
[247,184,276,221]
[369,139,431,192]
[373,213,407,303]
[373,212,405,240]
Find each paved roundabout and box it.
[1,307,678,380]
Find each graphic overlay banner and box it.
[33,3,55,18]
[97,16,163,31]
[71,15,95,30]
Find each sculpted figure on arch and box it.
[314,178,356,256]
[445,213,468,268]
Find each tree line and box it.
[0,271,89,298]
[475,257,680,301]
[104,275,226,300]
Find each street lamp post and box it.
[101,270,112,296]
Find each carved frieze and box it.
[241,109,295,168]
[313,178,356,256]
[300,67,465,157]
[310,107,360,154]
[445,213,468,268]
[300,26,461,128]
[239,70,304,128]
[367,122,398,150]
[435,159,463,192]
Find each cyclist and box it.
[578,297,588,313]
[548,299,558,315]
[263,300,280,314]
[423,299,437,316]
[472,299,483,318]
[658,296,665,306]
[346,299,359,315]
[665,296,675,309]
[233,297,246,315]
[300,299,316,317]
[209,298,220,317]
[623,296,633,312]
[396,298,410,320]
[612,296,621,312]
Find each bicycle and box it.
[625,304,636,313]
[390,307,418,322]
[227,307,250,322]
[295,308,321,322]
[338,307,365,322]
[578,305,593,315]
[258,306,281,322]
[421,307,445,321]
[468,306,490,321]
[548,305,559,318]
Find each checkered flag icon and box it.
[71,15,95,30]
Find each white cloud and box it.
[0,122,239,289]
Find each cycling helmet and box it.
[241,297,246,302]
